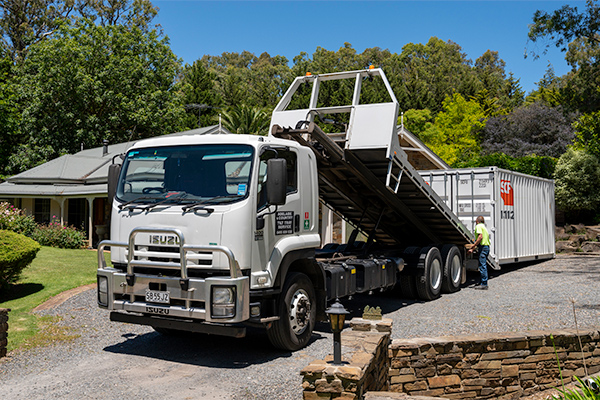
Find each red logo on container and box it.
[500,180,514,206]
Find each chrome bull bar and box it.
[97,227,243,286]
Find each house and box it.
[0,124,445,248]
[0,125,230,246]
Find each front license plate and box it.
[145,290,170,304]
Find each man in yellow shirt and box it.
[467,215,490,290]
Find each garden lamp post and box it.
[325,299,349,365]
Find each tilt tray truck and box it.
[97,68,547,350]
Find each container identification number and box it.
[500,210,514,220]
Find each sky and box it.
[153,0,585,95]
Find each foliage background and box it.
[0,0,599,221]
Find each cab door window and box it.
[257,149,297,211]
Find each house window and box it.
[68,199,87,230]
[34,198,51,224]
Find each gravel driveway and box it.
[1,254,599,400]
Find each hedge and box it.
[0,230,41,289]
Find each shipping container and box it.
[419,167,555,269]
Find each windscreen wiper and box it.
[118,193,187,211]
[181,195,242,213]
[142,192,188,211]
[118,196,158,210]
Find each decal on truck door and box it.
[275,211,294,235]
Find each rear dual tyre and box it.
[441,245,462,293]
[415,246,443,301]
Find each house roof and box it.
[0,123,444,199]
[397,125,450,170]
[0,125,230,197]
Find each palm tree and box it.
[219,105,270,135]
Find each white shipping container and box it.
[419,167,555,269]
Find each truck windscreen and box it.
[116,144,255,206]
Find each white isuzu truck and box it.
[97,68,554,350]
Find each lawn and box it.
[0,246,99,352]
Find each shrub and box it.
[0,230,41,289]
[555,149,600,214]
[551,376,600,400]
[454,152,557,179]
[482,102,575,158]
[0,202,37,236]
[31,222,86,249]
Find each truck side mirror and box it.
[266,158,287,206]
[108,163,122,202]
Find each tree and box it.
[473,51,525,115]
[419,93,486,166]
[401,109,434,139]
[454,153,557,179]
[525,64,563,107]
[481,102,574,158]
[200,50,291,110]
[0,0,157,61]
[554,148,600,219]
[76,0,157,31]
[220,105,270,135]
[527,0,600,55]
[13,18,184,167]
[474,50,506,96]
[573,111,600,158]
[0,53,19,177]
[180,61,221,129]
[500,73,525,111]
[527,1,600,113]
[0,0,74,60]
[389,38,480,114]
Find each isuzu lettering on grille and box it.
[149,235,180,245]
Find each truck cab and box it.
[97,133,323,349]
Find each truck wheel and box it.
[415,247,443,301]
[267,272,316,351]
[398,275,418,299]
[441,245,462,293]
[397,247,420,299]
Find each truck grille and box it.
[116,245,230,278]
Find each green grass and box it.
[0,246,99,352]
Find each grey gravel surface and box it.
[1,254,599,400]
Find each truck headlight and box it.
[211,286,236,318]
[97,276,108,307]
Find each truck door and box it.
[252,148,301,286]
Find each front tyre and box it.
[267,272,316,351]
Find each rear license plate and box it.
[145,290,170,304]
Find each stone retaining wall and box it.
[0,308,10,358]
[389,329,600,399]
[300,318,392,399]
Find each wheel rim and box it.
[289,288,311,335]
[451,254,461,284]
[430,258,442,290]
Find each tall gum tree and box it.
[14,18,184,167]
